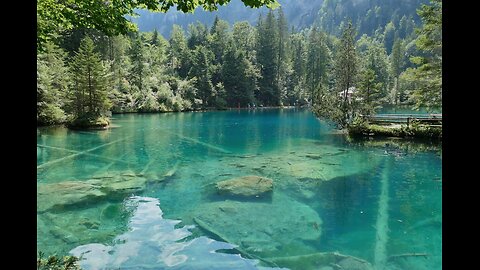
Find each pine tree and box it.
[129,36,146,93]
[188,22,209,49]
[306,27,330,106]
[70,36,111,122]
[222,45,258,107]
[37,41,70,125]
[256,10,280,106]
[275,7,288,105]
[109,35,132,112]
[405,0,442,109]
[169,25,190,78]
[390,38,405,104]
[335,21,358,125]
[208,16,230,86]
[357,68,382,115]
[189,45,214,107]
[151,29,159,46]
[383,21,396,54]
[209,16,230,64]
[289,32,306,105]
[357,35,390,105]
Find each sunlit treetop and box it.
[37,0,279,51]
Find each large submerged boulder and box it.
[95,173,147,196]
[216,175,273,197]
[38,171,147,212]
[37,180,106,212]
[189,196,322,257]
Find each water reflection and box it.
[70,196,279,270]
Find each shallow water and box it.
[37,108,442,269]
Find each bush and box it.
[37,252,81,270]
[68,113,110,129]
[37,103,67,126]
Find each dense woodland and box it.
[37,0,441,128]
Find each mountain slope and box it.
[131,0,429,38]
[131,0,324,37]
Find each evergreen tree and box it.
[357,35,390,105]
[109,35,133,112]
[222,45,258,107]
[334,21,358,125]
[169,25,190,78]
[189,45,215,107]
[208,17,231,86]
[37,41,70,125]
[129,36,146,93]
[276,7,289,105]
[405,0,442,109]
[357,68,382,115]
[289,32,307,105]
[383,21,396,54]
[398,15,408,39]
[256,10,279,106]
[232,21,258,64]
[188,22,209,49]
[70,36,111,119]
[209,16,230,64]
[151,29,160,46]
[306,27,330,106]
[390,38,405,104]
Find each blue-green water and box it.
[37,108,442,270]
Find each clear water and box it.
[37,108,442,269]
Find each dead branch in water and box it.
[388,253,428,261]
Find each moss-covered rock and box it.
[216,175,273,197]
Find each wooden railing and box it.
[362,114,442,127]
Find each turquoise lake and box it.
[37,108,442,270]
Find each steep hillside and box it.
[131,0,324,37]
[131,0,429,38]
[315,0,429,36]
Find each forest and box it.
[37,0,441,128]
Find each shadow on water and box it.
[300,172,379,260]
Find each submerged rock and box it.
[37,181,106,212]
[99,174,147,196]
[216,175,273,197]
[269,252,373,270]
[190,197,322,257]
[38,171,147,212]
